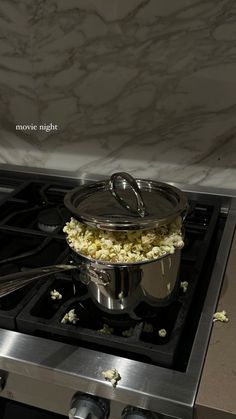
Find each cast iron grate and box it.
[0,177,82,329]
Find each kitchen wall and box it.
[0,0,235,188]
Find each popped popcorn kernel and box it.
[102,368,121,387]
[158,328,167,337]
[61,309,78,325]
[50,289,62,300]
[213,310,229,323]
[180,281,189,293]
[98,324,114,335]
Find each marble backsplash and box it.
[0,0,235,189]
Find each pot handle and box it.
[109,172,146,218]
[0,264,78,298]
[80,267,110,287]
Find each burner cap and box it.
[37,208,61,232]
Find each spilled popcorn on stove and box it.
[102,368,121,387]
[50,289,62,300]
[158,328,167,337]
[180,281,189,293]
[61,309,79,324]
[63,217,184,263]
[98,324,114,335]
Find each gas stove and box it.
[0,167,235,419]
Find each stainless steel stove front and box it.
[0,329,190,419]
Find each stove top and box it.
[0,172,224,370]
[0,168,235,419]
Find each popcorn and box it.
[61,309,78,325]
[50,289,62,300]
[63,217,184,263]
[98,324,114,335]
[213,310,229,323]
[180,281,189,293]
[102,368,121,387]
[158,328,167,337]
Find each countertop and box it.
[1,1,236,192]
[195,231,236,418]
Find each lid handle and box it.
[109,172,146,218]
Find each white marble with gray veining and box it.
[0,0,235,189]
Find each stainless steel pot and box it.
[64,172,188,316]
[70,248,182,316]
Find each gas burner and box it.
[37,208,61,232]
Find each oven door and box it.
[0,398,68,419]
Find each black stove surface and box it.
[0,172,226,371]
